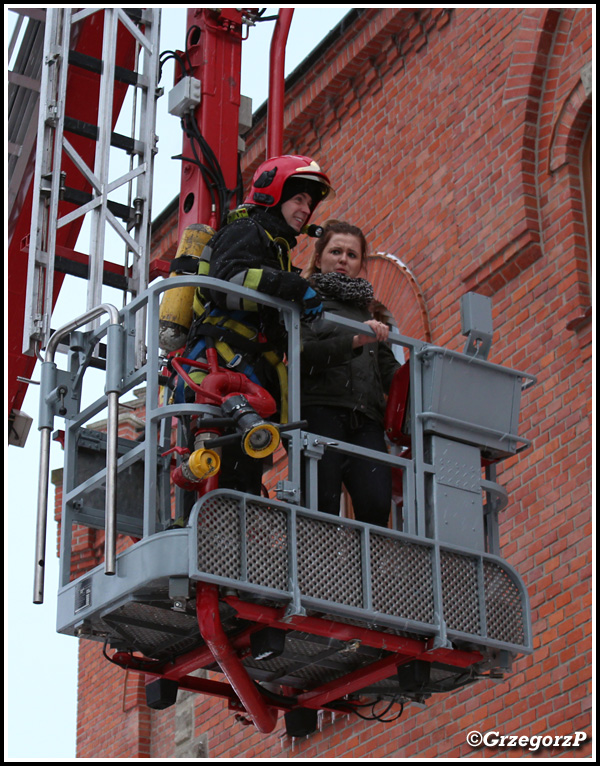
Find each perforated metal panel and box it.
[483,560,526,645]
[246,502,288,590]
[441,551,481,635]
[370,534,435,623]
[197,494,242,580]
[191,492,531,654]
[297,517,363,607]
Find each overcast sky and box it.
[5,6,350,760]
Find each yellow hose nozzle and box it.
[242,422,281,459]
[187,448,221,480]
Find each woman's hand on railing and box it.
[352,319,389,348]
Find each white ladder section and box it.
[22,7,162,367]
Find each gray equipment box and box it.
[419,347,528,459]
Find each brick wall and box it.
[73,7,593,758]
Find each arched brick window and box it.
[546,63,592,334]
[581,124,592,274]
[367,254,431,344]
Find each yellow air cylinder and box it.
[158,223,215,353]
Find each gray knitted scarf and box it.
[310,272,374,307]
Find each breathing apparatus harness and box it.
[175,206,292,422]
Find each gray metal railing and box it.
[34,303,122,603]
[189,490,532,653]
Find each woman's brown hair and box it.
[302,219,369,278]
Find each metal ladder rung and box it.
[62,186,135,222]
[63,116,140,155]
[54,254,129,291]
[68,50,140,86]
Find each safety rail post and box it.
[34,304,122,603]
[410,343,428,538]
[361,525,374,613]
[142,283,163,537]
[103,319,126,573]
[283,298,303,501]
[34,357,57,603]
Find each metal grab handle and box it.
[204,419,308,449]
[417,410,532,451]
[34,426,53,603]
[104,390,119,576]
[34,304,121,604]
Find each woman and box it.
[300,220,400,527]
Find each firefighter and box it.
[183,154,334,496]
[300,220,400,527]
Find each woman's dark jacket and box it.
[300,297,400,425]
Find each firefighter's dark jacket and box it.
[195,206,310,350]
[300,297,400,425]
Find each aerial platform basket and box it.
[35,279,534,734]
[56,489,531,732]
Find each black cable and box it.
[171,152,218,212]
[158,22,201,84]
[253,11,279,22]
[333,696,405,724]
[243,9,274,23]
[172,118,221,209]
[101,636,162,672]
[165,23,245,227]
[236,153,245,207]
[176,122,222,208]
[182,114,227,217]
[185,25,201,73]
[158,50,192,83]
[181,25,238,222]
[186,112,241,227]
[253,681,299,707]
[186,114,224,187]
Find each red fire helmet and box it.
[245,155,334,215]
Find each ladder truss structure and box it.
[11,7,161,373]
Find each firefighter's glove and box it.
[301,287,323,322]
